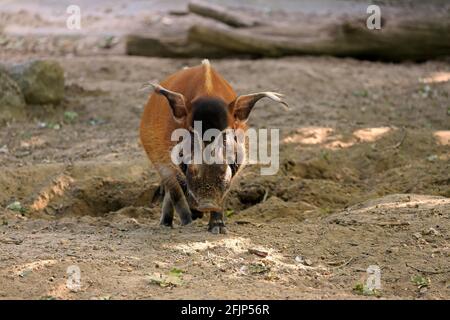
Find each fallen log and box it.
[331,18,450,61]
[125,34,233,58]
[187,24,290,57]
[188,0,259,28]
[187,16,450,61]
[126,9,450,62]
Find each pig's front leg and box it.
[160,191,174,227]
[208,211,227,234]
[160,166,192,226]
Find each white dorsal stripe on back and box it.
[202,59,213,93]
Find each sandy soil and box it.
[0,54,449,299]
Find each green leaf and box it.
[353,283,364,294]
[46,122,61,130]
[352,283,382,297]
[248,263,269,274]
[89,117,106,126]
[6,201,27,214]
[352,90,369,98]
[64,111,79,123]
[149,269,184,287]
[411,275,429,288]
[418,85,431,98]
[169,267,184,276]
[225,209,234,217]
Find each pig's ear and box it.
[230,92,289,122]
[150,83,188,123]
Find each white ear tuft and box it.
[231,91,289,122]
[139,81,160,92]
[260,92,289,110]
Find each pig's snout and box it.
[197,201,221,212]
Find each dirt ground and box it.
[0,54,449,300]
[0,0,449,300]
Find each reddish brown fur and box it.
[140,63,245,175]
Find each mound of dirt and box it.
[0,160,159,218]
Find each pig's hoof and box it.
[160,220,173,228]
[180,217,193,226]
[159,222,173,228]
[208,224,227,234]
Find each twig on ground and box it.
[327,257,355,268]
[406,263,450,275]
[248,248,269,258]
[376,221,410,227]
[384,127,407,151]
[235,220,261,227]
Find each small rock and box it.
[239,265,248,275]
[423,227,440,236]
[6,59,65,105]
[19,269,32,278]
[295,255,312,266]
[412,232,422,240]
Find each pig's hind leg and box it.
[208,211,227,234]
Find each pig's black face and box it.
[182,97,234,212]
[185,162,232,212]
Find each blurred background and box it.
[1,0,449,60]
